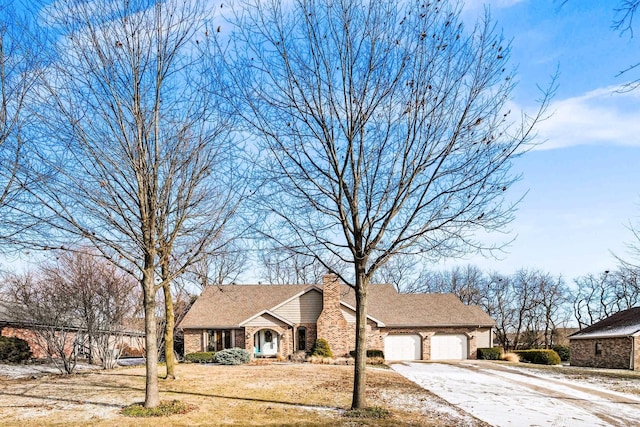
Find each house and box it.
[0,301,145,360]
[178,274,495,361]
[569,307,640,370]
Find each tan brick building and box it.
[178,274,495,361]
[569,307,640,371]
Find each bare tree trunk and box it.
[352,270,368,409]
[162,279,176,380]
[142,269,160,408]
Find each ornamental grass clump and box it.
[213,348,251,365]
[501,352,520,363]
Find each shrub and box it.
[214,348,251,365]
[311,338,333,358]
[477,347,502,360]
[0,336,32,363]
[184,351,216,363]
[514,349,561,365]
[349,349,385,359]
[552,345,570,362]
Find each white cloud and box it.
[533,85,640,150]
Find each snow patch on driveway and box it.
[391,362,640,427]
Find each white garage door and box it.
[430,334,468,360]
[384,334,421,360]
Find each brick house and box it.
[569,307,640,371]
[178,274,495,361]
[0,301,145,360]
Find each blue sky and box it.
[443,0,640,280]
[4,0,639,283]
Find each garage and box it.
[384,334,421,360]
[430,334,468,360]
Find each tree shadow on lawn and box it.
[1,380,343,412]
[0,390,125,409]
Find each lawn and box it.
[0,362,484,426]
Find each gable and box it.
[243,312,290,328]
[272,289,323,324]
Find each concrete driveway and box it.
[391,361,640,427]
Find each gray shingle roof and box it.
[570,307,640,339]
[178,283,495,329]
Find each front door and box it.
[254,329,278,357]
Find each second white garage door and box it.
[430,334,468,360]
[384,334,421,361]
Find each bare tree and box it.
[188,241,248,288]
[41,250,139,369]
[0,2,39,246]
[535,272,567,348]
[258,247,333,285]
[3,271,80,374]
[417,265,486,304]
[573,268,639,328]
[19,0,240,407]
[482,273,515,349]
[371,255,424,292]
[231,0,553,408]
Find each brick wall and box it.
[316,274,349,356]
[345,319,383,355]
[183,329,203,355]
[1,326,76,359]
[570,337,635,370]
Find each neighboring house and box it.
[178,274,495,361]
[0,301,144,360]
[569,307,640,371]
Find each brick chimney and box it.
[316,274,349,356]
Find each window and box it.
[297,327,307,351]
[595,342,602,356]
[207,330,232,352]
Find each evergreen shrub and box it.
[477,347,502,360]
[214,348,251,365]
[184,351,216,363]
[552,345,570,362]
[311,338,333,358]
[513,349,561,365]
[0,336,32,363]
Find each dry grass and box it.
[0,363,483,426]
[501,352,520,363]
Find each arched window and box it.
[297,327,307,351]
